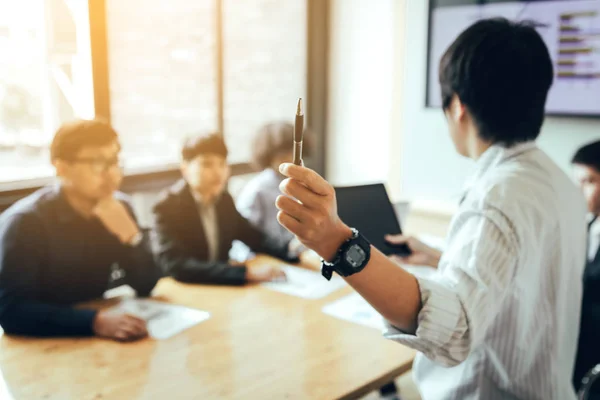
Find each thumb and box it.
[385,234,409,245]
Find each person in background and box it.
[572,140,600,395]
[0,119,161,341]
[152,133,300,286]
[236,122,297,249]
[275,18,587,399]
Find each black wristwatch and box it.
[321,228,371,281]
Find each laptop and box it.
[334,183,411,257]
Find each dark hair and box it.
[252,122,313,169]
[439,18,554,146]
[181,133,228,161]
[252,122,293,169]
[572,140,600,173]
[50,119,119,161]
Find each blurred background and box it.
[0,0,599,223]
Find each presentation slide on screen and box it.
[427,0,600,115]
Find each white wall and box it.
[327,0,600,214]
[326,0,396,186]
[400,0,600,212]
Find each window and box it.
[105,0,218,170]
[107,0,307,168]
[0,0,94,184]
[0,0,308,186]
[223,0,306,163]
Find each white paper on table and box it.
[322,292,385,330]
[103,284,136,299]
[111,299,210,340]
[261,265,346,299]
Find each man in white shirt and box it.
[275,18,587,399]
[572,140,600,395]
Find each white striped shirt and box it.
[385,142,587,399]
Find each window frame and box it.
[0,0,329,210]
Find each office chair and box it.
[579,364,600,400]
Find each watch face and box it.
[345,244,367,269]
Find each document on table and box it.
[110,299,210,340]
[261,265,346,299]
[322,292,385,330]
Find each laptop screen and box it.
[334,184,410,256]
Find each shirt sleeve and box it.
[384,211,518,367]
[118,202,162,296]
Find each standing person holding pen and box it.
[276,19,587,399]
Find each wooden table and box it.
[0,255,417,400]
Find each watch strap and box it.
[321,228,370,280]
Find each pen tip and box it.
[296,98,303,115]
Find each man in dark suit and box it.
[572,140,600,394]
[152,133,300,285]
[0,119,161,341]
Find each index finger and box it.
[279,163,330,196]
[384,234,409,245]
[272,269,287,282]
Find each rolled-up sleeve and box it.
[384,210,518,367]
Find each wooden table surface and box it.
[0,254,419,400]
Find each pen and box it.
[293,98,304,166]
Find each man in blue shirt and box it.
[0,119,161,341]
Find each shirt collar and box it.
[190,188,221,209]
[590,216,600,236]
[463,141,538,193]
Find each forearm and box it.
[123,232,162,296]
[262,238,300,262]
[0,300,97,337]
[344,246,422,333]
[160,253,247,285]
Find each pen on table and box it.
[293,98,304,166]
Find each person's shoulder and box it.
[218,190,237,208]
[247,170,276,190]
[0,186,57,221]
[236,171,271,205]
[153,179,188,212]
[0,186,55,235]
[468,149,576,230]
[472,148,554,201]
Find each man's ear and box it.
[451,95,466,122]
[53,159,67,178]
[180,161,188,179]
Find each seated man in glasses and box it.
[0,119,161,341]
